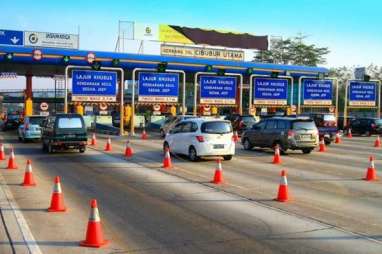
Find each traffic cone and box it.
[335,132,341,144]
[276,169,289,202]
[90,133,97,146]
[163,147,172,169]
[211,159,224,184]
[104,137,112,151]
[0,143,5,160]
[21,160,36,186]
[347,128,352,138]
[7,147,17,170]
[374,136,381,148]
[124,141,133,158]
[141,129,148,140]
[80,199,108,248]
[364,156,378,181]
[272,145,282,164]
[232,131,239,143]
[319,138,326,152]
[48,176,66,212]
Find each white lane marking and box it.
[0,173,43,254]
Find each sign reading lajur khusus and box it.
[138,72,179,103]
[200,76,237,104]
[349,81,376,106]
[253,78,288,105]
[303,79,333,105]
[71,70,117,102]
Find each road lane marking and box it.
[0,173,43,254]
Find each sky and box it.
[1,0,382,88]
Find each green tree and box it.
[254,34,330,66]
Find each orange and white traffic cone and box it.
[276,169,289,202]
[90,133,97,146]
[104,137,112,151]
[232,131,239,143]
[319,138,326,152]
[347,128,352,138]
[48,176,66,212]
[7,147,17,169]
[211,159,224,184]
[163,147,172,169]
[80,199,108,248]
[364,156,378,181]
[0,143,5,160]
[124,141,133,158]
[335,132,341,144]
[272,145,282,164]
[374,136,381,148]
[141,129,148,140]
[21,160,36,186]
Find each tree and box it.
[254,34,330,66]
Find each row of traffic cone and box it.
[3,153,108,248]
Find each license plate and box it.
[213,144,224,149]
[300,134,311,140]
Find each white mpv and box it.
[164,118,235,161]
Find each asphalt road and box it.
[1,131,382,253]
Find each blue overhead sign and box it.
[0,29,24,46]
[349,81,377,106]
[253,78,288,105]
[303,79,333,105]
[138,72,180,103]
[71,70,118,102]
[200,76,237,104]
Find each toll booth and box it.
[194,71,243,117]
[248,73,294,117]
[0,45,329,136]
[343,79,381,128]
[297,77,338,116]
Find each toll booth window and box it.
[58,117,83,129]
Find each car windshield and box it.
[293,121,316,130]
[29,117,45,125]
[8,115,19,120]
[57,117,83,129]
[323,115,336,121]
[201,121,232,134]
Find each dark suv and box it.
[348,118,382,136]
[241,117,319,154]
[41,114,87,153]
[302,113,338,145]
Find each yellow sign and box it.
[161,45,244,61]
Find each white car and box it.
[163,118,235,161]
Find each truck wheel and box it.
[79,147,86,153]
[302,148,313,154]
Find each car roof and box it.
[181,117,230,123]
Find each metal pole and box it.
[377,81,381,118]
[225,73,243,115]
[343,81,349,129]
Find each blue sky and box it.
[1,0,382,69]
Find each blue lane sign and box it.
[303,79,333,105]
[253,78,288,105]
[138,72,179,103]
[349,81,377,106]
[71,70,117,102]
[200,76,237,104]
[0,29,24,46]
